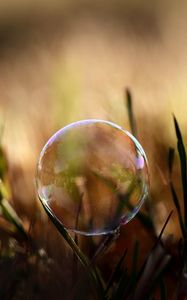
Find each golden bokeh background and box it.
[0,0,187,238]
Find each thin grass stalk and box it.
[41,201,105,298]
[173,116,187,228]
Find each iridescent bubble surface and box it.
[36,119,149,236]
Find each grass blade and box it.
[0,198,28,240]
[125,88,137,138]
[173,116,187,227]
[72,197,83,285]
[0,147,7,180]
[170,182,186,237]
[41,201,89,267]
[111,268,128,300]
[168,147,186,237]
[105,248,127,295]
[0,182,28,240]
[130,213,172,299]
[125,89,155,234]
[157,211,173,242]
[41,200,105,298]
[92,231,119,262]
[168,147,175,174]
[136,212,172,281]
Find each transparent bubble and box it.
[36,119,149,236]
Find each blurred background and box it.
[0,0,187,238]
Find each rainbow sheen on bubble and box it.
[36,119,149,236]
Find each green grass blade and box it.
[125,88,137,138]
[41,200,105,298]
[168,147,175,174]
[0,147,7,180]
[0,144,28,240]
[173,116,187,227]
[157,211,173,242]
[41,201,89,266]
[0,182,28,240]
[170,182,186,237]
[0,199,28,240]
[168,147,186,237]
[125,89,155,233]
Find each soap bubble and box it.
[36,119,149,236]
